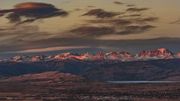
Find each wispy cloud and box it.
[1,37,179,53]
[170,18,180,24]
[70,5,157,37]
[113,1,124,5]
[7,46,89,53]
[82,9,120,18]
[126,7,149,12]
[116,25,155,35]
[70,26,115,37]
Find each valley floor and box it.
[0,74,179,101]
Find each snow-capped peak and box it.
[138,48,174,60]
[2,48,179,63]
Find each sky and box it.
[0,0,180,55]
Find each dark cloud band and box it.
[70,26,115,37]
[82,9,120,18]
[127,7,149,12]
[114,1,124,5]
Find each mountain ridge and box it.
[0,58,180,81]
[1,48,179,63]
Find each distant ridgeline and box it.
[0,48,180,81]
[0,48,180,62]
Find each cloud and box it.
[32,37,180,50]
[126,4,135,7]
[0,28,6,31]
[75,5,157,37]
[170,18,180,24]
[0,2,68,24]
[116,25,155,35]
[0,25,51,47]
[79,16,157,36]
[127,17,158,24]
[112,19,132,25]
[128,14,141,17]
[74,8,82,11]
[114,1,124,5]
[0,11,4,16]
[69,24,155,37]
[72,0,159,37]
[84,9,144,25]
[1,37,180,54]
[11,46,89,53]
[70,26,115,37]
[86,19,131,25]
[82,9,120,18]
[137,17,158,22]
[126,7,149,12]
[0,2,160,53]
[87,6,96,8]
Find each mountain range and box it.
[0,48,180,81]
[1,48,180,63]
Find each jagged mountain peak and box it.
[138,48,174,59]
[1,48,179,63]
[157,48,170,53]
